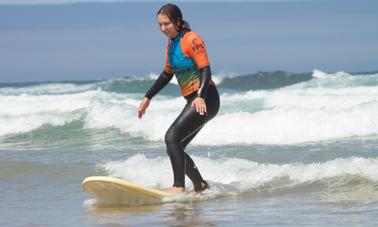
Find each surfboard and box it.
[82,176,173,206]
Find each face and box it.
[157,14,179,38]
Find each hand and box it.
[191,97,207,115]
[138,97,150,119]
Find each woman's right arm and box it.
[138,71,173,119]
[144,71,173,100]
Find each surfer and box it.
[138,3,220,194]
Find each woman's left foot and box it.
[164,187,185,194]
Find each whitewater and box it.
[1,70,378,226]
[1,70,378,144]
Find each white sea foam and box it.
[84,95,184,140]
[211,73,226,85]
[101,154,378,194]
[0,90,131,136]
[1,71,378,144]
[0,82,95,95]
[196,100,378,145]
[310,69,378,88]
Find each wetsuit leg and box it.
[165,85,220,188]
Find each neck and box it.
[171,30,181,40]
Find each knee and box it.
[165,127,181,157]
[165,127,179,148]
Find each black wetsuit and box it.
[144,31,220,191]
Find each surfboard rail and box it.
[82,176,172,206]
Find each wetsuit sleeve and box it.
[144,71,174,100]
[182,32,211,98]
[183,32,210,70]
[197,65,211,98]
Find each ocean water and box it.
[1,70,378,226]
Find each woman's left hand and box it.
[191,97,207,115]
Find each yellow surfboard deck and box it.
[82,176,173,206]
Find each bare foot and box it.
[164,187,185,194]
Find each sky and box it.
[0,0,319,4]
[0,0,377,82]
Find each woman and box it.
[138,3,220,194]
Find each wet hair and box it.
[157,3,191,33]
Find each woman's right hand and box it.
[137,97,150,119]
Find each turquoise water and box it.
[1,70,378,226]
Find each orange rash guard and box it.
[164,31,214,97]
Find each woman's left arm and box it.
[197,65,211,98]
[185,32,212,115]
[192,65,211,115]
